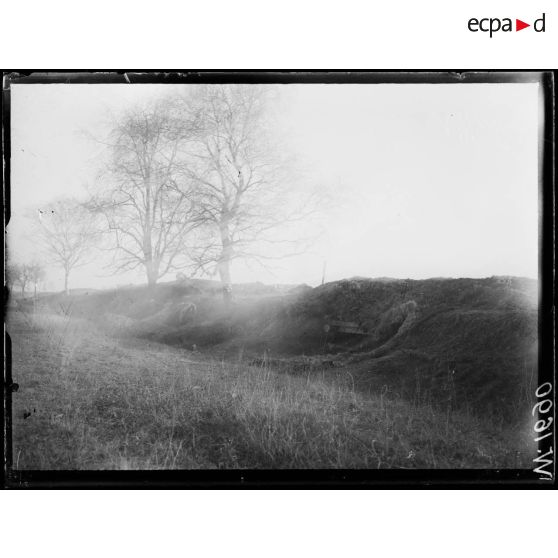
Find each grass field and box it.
[9,307,535,470]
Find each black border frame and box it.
[2,70,555,489]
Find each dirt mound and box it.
[212,277,537,418]
[276,277,537,418]
[32,276,537,418]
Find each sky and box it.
[8,82,540,291]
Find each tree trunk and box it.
[64,269,70,296]
[146,260,159,290]
[143,173,156,291]
[218,224,234,305]
[218,259,233,305]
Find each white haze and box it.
[8,82,539,291]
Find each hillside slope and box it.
[18,276,537,420]
[263,277,537,418]
[9,310,534,469]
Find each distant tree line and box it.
[7,262,45,298]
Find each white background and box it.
[2,0,557,68]
[1,490,557,557]
[2,1,556,556]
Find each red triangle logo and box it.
[516,19,530,31]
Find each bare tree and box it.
[183,85,307,303]
[89,99,202,287]
[6,263,22,294]
[35,199,98,295]
[8,263,32,296]
[28,262,46,299]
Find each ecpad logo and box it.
[468,13,546,37]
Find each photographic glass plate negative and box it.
[2,71,555,488]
